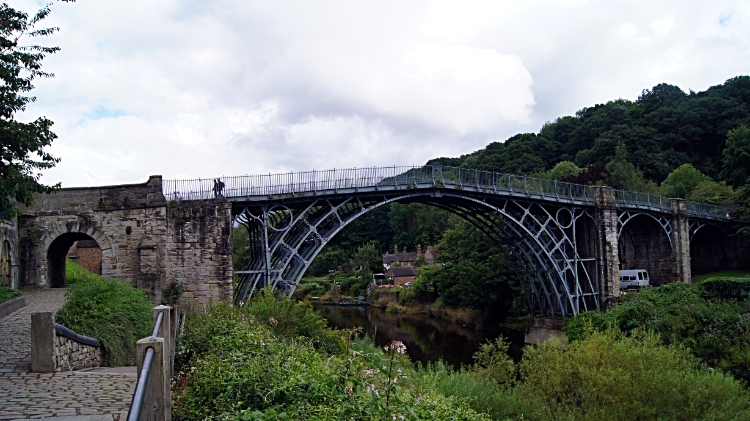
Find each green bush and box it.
[520,330,750,421]
[700,277,750,300]
[175,303,490,421]
[0,285,21,304]
[241,289,339,354]
[55,276,153,366]
[565,281,750,382]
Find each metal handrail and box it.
[152,312,163,337]
[162,165,597,204]
[127,348,154,421]
[126,312,164,421]
[162,165,731,220]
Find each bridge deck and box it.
[163,165,730,221]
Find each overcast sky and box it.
[13,0,750,187]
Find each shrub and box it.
[565,281,750,382]
[700,277,750,300]
[241,289,339,354]
[162,277,186,305]
[175,304,491,421]
[417,361,531,421]
[55,277,153,366]
[520,330,750,421]
[0,285,21,304]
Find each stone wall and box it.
[54,334,103,371]
[19,176,234,307]
[0,217,19,289]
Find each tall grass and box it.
[65,259,100,285]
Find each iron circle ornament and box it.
[555,207,574,229]
[266,205,293,231]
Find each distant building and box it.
[66,240,102,275]
[386,266,417,286]
[382,244,440,270]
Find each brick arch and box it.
[41,221,113,287]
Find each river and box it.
[313,303,524,369]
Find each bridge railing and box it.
[163,166,730,219]
[616,190,731,220]
[163,165,596,203]
[614,190,672,211]
[687,201,730,219]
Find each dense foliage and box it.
[0,3,61,217]
[520,330,749,420]
[55,268,153,366]
[431,78,750,184]
[412,221,527,323]
[565,279,750,383]
[174,299,490,421]
[174,293,750,420]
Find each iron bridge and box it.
[164,165,731,318]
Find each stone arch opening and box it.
[618,214,673,286]
[690,225,735,275]
[47,233,101,288]
[1,240,10,286]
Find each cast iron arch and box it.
[233,191,599,317]
[617,210,673,250]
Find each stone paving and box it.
[0,289,137,420]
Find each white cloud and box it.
[10,0,750,187]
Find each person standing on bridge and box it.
[214,178,225,197]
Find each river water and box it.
[313,303,524,369]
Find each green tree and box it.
[605,142,658,193]
[720,124,750,188]
[0,3,61,216]
[686,180,736,205]
[231,226,250,271]
[660,163,712,198]
[547,161,580,181]
[351,241,384,275]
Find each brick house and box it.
[382,244,440,270]
[386,266,417,286]
[66,240,102,275]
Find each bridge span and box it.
[7,165,738,319]
[166,165,735,318]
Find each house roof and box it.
[383,252,418,264]
[388,266,417,278]
[76,240,100,248]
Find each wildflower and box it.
[268,317,278,325]
[344,386,353,394]
[367,384,379,396]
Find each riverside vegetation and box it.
[172,287,750,421]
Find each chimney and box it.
[394,244,398,254]
[417,244,422,255]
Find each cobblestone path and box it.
[0,289,136,420]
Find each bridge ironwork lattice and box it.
[162,165,731,318]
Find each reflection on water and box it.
[313,304,524,369]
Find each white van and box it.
[620,269,650,289]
